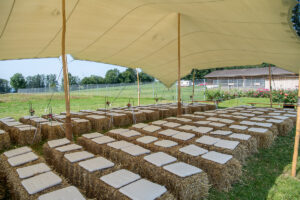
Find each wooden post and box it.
[268,65,273,108]
[177,13,182,116]
[192,69,195,103]
[291,73,300,177]
[61,0,72,140]
[136,69,140,106]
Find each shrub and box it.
[204,88,297,104]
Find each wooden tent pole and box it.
[177,13,182,116]
[192,69,195,103]
[268,65,273,108]
[291,73,300,177]
[136,69,140,106]
[61,0,72,140]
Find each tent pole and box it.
[291,73,300,177]
[177,13,182,116]
[136,69,140,106]
[192,69,195,103]
[61,0,72,140]
[268,65,273,108]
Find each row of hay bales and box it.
[0,103,214,149]
[20,115,92,140]
[0,117,41,148]
[100,106,296,192]
[75,135,210,199]
[43,138,176,200]
[105,127,241,191]
[0,146,85,200]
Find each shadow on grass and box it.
[209,128,300,200]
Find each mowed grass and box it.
[0,83,206,119]
[209,128,300,200]
[0,93,159,119]
[1,91,300,199]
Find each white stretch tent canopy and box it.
[0,0,299,86]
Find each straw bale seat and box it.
[0,146,85,200]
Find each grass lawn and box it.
[0,83,206,119]
[209,128,300,200]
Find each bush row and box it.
[204,88,297,104]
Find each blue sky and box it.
[0,55,126,81]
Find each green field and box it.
[0,83,206,119]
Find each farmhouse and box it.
[204,67,298,90]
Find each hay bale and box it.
[101,129,241,191]
[0,117,15,130]
[71,118,92,136]
[43,121,65,140]
[0,149,71,200]
[194,136,248,163]
[139,109,160,121]
[85,115,110,131]
[179,114,206,121]
[77,136,210,199]
[123,111,147,124]
[10,125,41,145]
[2,121,23,133]
[107,129,142,142]
[70,112,90,119]
[227,125,274,148]
[45,143,118,199]
[207,130,258,155]
[0,129,11,150]
[19,116,39,124]
[48,138,175,199]
[28,117,48,127]
[177,149,241,191]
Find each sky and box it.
[0,55,126,81]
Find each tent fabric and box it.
[0,0,299,87]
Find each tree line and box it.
[2,68,154,92]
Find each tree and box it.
[26,74,45,88]
[81,75,104,85]
[10,73,26,91]
[182,69,215,80]
[105,69,120,84]
[45,74,58,88]
[0,79,10,93]
[118,68,136,83]
[139,71,155,82]
[292,3,300,36]
[61,73,80,86]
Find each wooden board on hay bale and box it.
[0,117,16,130]
[77,135,210,199]
[0,146,85,200]
[192,135,248,164]
[27,117,48,127]
[226,125,274,148]
[107,129,142,142]
[129,124,248,164]
[19,116,39,124]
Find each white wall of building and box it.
[265,77,298,90]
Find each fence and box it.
[17,81,208,103]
